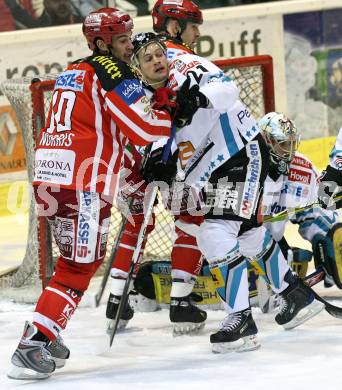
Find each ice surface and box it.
[1,299,342,390]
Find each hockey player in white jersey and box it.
[135,35,325,352]
[106,32,208,336]
[259,114,342,291]
[318,126,342,209]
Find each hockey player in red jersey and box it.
[8,8,183,380]
[152,0,203,61]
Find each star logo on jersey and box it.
[210,161,216,169]
[217,154,224,162]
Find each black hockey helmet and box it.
[131,32,166,67]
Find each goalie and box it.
[259,113,342,300]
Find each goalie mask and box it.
[258,112,300,176]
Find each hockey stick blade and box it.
[303,269,342,319]
[310,288,342,319]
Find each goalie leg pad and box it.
[290,248,312,278]
[313,223,342,288]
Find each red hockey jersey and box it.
[33,55,171,196]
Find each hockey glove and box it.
[152,87,178,115]
[173,76,210,128]
[318,165,342,209]
[141,146,179,185]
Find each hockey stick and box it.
[264,193,342,223]
[302,267,342,319]
[94,214,130,307]
[109,184,158,347]
[95,147,146,307]
[309,287,342,319]
[109,126,177,347]
[303,266,326,287]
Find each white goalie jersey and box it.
[262,152,339,242]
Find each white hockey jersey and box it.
[167,53,261,190]
[263,152,338,242]
[329,126,342,170]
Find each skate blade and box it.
[52,357,66,369]
[282,300,325,330]
[212,334,261,354]
[172,321,205,337]
[7,365,51,380]
[106,319,128,335]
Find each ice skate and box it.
[106,293,134,334]
[210,308,260,353]
[169,295,207,336]
[46,334,70,369]
[8,321,56,380]
[275,276,325,330]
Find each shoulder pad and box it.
[86,55,136,91]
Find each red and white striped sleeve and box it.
[100,78,171,146]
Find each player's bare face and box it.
[181,22,201,49]
[111,32,134,64]
[138,43,168,86]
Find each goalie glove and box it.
[318,165,342,209]
[141,146,179,185]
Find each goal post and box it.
[0,55,275,301]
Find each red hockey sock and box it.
[33,280,82,341]
[171,226,203,279]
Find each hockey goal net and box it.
[0,55,275,302]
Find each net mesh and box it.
[0,57,273,301]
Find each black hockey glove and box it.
[141,146,179,185]
[173,76,210,128]
[318,165,342,209]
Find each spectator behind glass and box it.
[193,0,241,8]
[5,0,83,29]
[192,0,278,8]
[0,0,16,31]
[70,0,104,17]
[116,0,149,16]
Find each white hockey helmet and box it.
[258,112,300,164]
